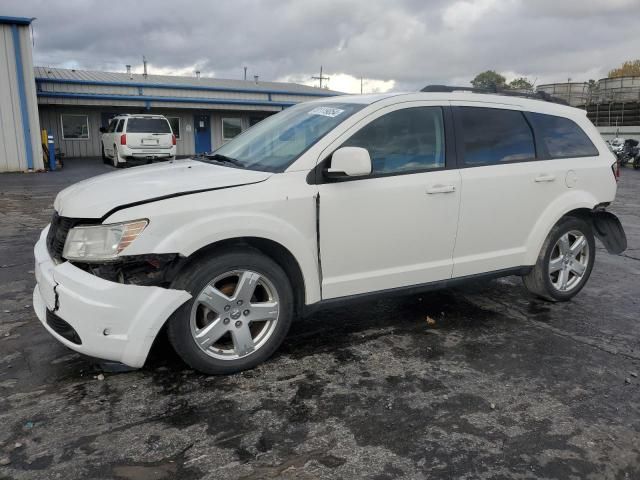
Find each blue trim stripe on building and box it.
[38,91,297,108]
[0,16,35,26]
[35,77,339,98]
[12,24,34,170]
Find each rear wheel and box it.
[523,216,595,302]
[167,248,294,374]
[101,144,108,163]
[112,144,123,168]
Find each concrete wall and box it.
[597,126,640,141]
[0,21,42,172]
[38,106,274,158]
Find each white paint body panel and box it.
[33,228,191,367]
[53,159,271,218]
[34,91,620,367]
[319,169,461,298]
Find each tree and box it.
[608,60,640,78]
[471,70,507,91]
[508,77,533,90]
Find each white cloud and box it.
[442,0,504,29]
[280,73,395,94]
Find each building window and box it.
[222,118,242,142]
[167,117,181,139]
[249,116,266,127]
[61,114,90,140]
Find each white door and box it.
[318,103,461,299]
[450,104,568,277]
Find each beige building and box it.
[36,67,340,160]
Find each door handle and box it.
[426,184,456,194]
[534,174,556,183]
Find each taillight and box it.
[172,134,176,146]
[120,134,127,146]
[611,160,620,182]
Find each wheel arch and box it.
[177,236,310,317]
[524,191,600,265]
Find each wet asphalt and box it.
[0,158,639,480]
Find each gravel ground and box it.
[1,158,639,480]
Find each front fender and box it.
[116,209,321,305]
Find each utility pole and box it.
[244,66,247,81]
[312,66,330,89]
[143,55,148,78]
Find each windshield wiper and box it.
[204,153,245,168]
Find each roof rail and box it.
[420,84,569,106]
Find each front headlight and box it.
[62,219,148,262]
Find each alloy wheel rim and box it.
[548,230,589,293]
[190,270,280,360]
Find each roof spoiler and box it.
[420,85,569,106]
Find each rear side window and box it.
[115,120,124,133]
[126,118,172,134]
[342,106,445,174]
[107,119,118,133]
[527,113,598,158]
[456,107,535,166]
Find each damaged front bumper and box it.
[33,226,191,368]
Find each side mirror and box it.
[325,147,372,178]
[99,127,107,133]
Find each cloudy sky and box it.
[4,0,640,93]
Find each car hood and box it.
[54,159,272,219]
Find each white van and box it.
[100,114,176,167]
[34,89,627,374]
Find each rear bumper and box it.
[120,145,176,160]
[33,227,191,367]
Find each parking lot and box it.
[1,159,639,479]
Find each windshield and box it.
[126,118,172,134]
[209,102,365,172]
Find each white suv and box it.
[34,90,627,374]
[100,114,176,167]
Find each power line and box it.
[311,66,330,89]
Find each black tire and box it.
[522,216,595,302]
[167,248,294,374]
[101,144,108,163]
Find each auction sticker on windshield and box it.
[308,106,345,117]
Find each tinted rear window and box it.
[456,107,535,166]
[527,113,598,158]
[126,118,172,134]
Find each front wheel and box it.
[167,248,294,374]
[523,216,595,302]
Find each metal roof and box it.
[34,67,341,96]
[0,16,35,25]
